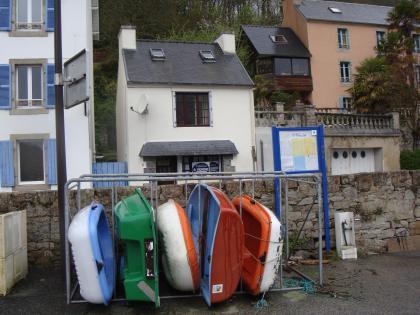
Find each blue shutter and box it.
[47,139,57,185]
[0,65,10,109]
[0,141,14,187]
[46,0,54,32]
[339,96,344,112]
[0,0,11,31]
[46,64,55,108]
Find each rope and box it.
[283,278,316,294]
[255,291,268,313]
[245,233,283,244]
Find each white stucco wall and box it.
[118,85,256,174]
[0,0,94,190]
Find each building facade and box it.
[282,0,403,109]
[116,27,256,176]
[0,0,95,191]
[239,25,313,103]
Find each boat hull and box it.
[187,184,244,306]
[232,196,283,295]
[157,200,200,292]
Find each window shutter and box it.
[0,0,11,31]
[0,140,14,187]
[47,139,57,185]
[339,96,344,111]
[0,64,10,109]
[46,0,54,32]
[46,64,55,108]
[172,91,177,127]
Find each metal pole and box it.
[317,178,324,286]
[54,0,68,275]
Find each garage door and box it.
[331,148,375,175]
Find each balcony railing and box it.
[315,112,395,130]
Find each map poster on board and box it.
[278,129,319,172]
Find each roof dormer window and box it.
[150,48,165,61]
[270,35,288,44]
[199,50,216,63]
[328,7,342,14]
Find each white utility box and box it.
[0,210,28,295]
[334,211,357,259]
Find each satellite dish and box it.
[136,94,148,114]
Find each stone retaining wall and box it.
[1,171,419,267]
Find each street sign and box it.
[64,49,89,109]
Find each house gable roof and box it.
[122,40,254,87]
[297,0,392,26]
[241,25,310,58]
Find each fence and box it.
[64,171,324,304]
[91,162,128,187]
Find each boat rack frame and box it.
[64,171,325,304]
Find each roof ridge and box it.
[137,38,214,45]
[241,24,284,29]
[302,0,393,9]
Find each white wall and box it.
[119,85,255,174]
[0,0,94,189]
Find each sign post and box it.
[272,125,330,252]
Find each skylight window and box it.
[199,50,216,63]
[328,7,342,13]
[270,35,288,43]
[150,48,165,61]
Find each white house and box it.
[116,26,256,176]
[0,0,96,191]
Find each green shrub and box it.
[400,150,420,170]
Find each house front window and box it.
[16,0,42,30]
[175,92,210,127]
[413,34,420,53]
[16,64,43,107]
[274,58,310,76]
[337,28,349,49]
[17,139,45,184]
[340,96,352,111]
[376,31,385,47]
[340,61,351,83]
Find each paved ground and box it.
[1,251,420,315]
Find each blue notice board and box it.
[272,125,330,252]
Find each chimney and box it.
[214,32,235,54]
[119,25,136,50]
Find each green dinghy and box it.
[115,188,160,307]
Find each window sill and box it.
[340,81,352,86]
[175,125,211,128]
[13,183,49,191]
[9,30,48,37]
[337,47,350,51]
[10,108,49,115]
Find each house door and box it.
[156,156,177,184]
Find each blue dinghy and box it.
[68,203,115,304]
[187,184,243,306]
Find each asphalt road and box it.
[1,251,419,314]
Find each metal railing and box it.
[64,171,325,304]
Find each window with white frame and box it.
[340,61,351,83]
[376,31,385,47]
[17,139,45,184]
[337,28,349,49]
[16,64,43,107]
[340,97,352,111]
[175,92,210,127]
[413,34,420,53]
[16,0,43,30]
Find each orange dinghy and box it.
[232,196,283,295]
[157,200,200,292]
